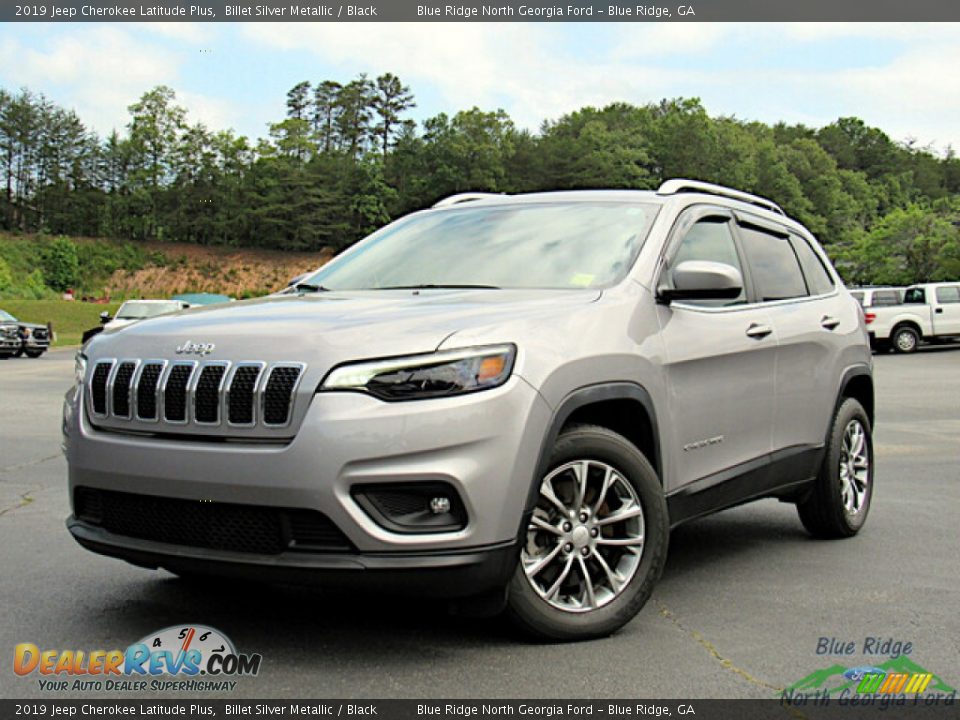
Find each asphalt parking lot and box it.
[1,347,957,699]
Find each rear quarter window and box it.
[872,290,902,306]
[789,234,835,296]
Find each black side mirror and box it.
[99,311,111,324]
[658,261,743,303]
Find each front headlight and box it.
[321,344,516,401]
[74,353,87,388]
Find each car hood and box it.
[86,288,602,367]
[18,322,47,331]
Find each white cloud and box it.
[6,22,960,151]
[3,25,231,136]
[131,22,213,45]
[238,23,702,130]
[611,23,731,58]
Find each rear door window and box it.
[738,224,808,302]
[936,286,960,304]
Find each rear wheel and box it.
[25,350,44,358]
[507,424,668,641]
[797,398,873,538]
[891,325,920,354]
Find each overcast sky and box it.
[3,22,959,152]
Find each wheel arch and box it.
[837,366,875,427]
[524,383,663,517]
[891,319,923,341]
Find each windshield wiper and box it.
[294,283,331,293]
[372,284,501,291]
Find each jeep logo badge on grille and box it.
[175,340,216,356]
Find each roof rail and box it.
[657,179,784,216]
[432,192,504,209]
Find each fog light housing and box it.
[429,496,451,515]
[352,482,467,534]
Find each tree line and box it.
[1,76,959,285]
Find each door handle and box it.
[935,308,943,314]
[821,315,840,330]
[746,323,773,339]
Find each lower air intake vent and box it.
[74,488,353,555]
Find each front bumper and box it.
[64,376,551,592]
[0,337,19,353]
[68,517,518,596]
[23,337,50,351]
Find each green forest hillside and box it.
[2,76,959,296]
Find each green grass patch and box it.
[0,299,122,347]
[0,232,161,299]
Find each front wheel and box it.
[797,398,874,538]
[25,350,44,358]
[506,424,668,641]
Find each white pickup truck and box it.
[866,282,960,353]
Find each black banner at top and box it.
[5,0,960,22]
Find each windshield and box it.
[305,202,659,291]
[116,301,181,320]
[0,310,15,322]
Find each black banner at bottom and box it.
[2,699,958,720]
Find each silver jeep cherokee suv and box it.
[64,180,874,640]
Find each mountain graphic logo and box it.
[783,656,956,697]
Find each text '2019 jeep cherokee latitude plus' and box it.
[64,180,875,640]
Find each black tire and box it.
[797,398,874,539]
[891,324,920,354]
[25,350,44,358]
[506,424,668,641]
[14,347,24,357]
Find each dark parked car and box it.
[0,310,50,358]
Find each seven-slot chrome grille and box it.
[86,358,305,435]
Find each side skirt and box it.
[666,445,823,528]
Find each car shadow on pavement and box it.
[661,502,814,580]
[72,502,817,656]
[98,571,518,654]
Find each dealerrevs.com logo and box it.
[14,625,262,692]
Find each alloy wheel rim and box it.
[522,459,645,613]
[839,419,870,515]
[896,331,916,351]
